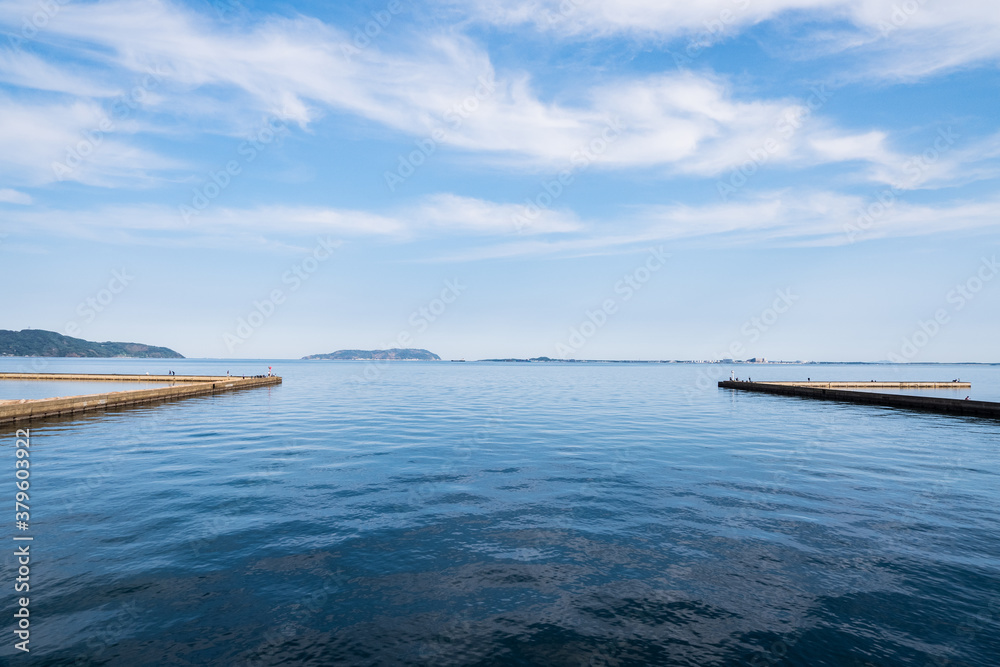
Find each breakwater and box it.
[0,373,281,425]
[718,380,999,419]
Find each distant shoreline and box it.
[1,355,996,365]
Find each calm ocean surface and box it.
[1,359,998,666]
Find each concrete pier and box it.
[0,372,259,383]
[0,373,281,425]
[736,381,971,389]
[718,381,999,419]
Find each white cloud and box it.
[0,0,994,206]
[0,0,961,184]
[0,49,119,97]
[13,203,403,239]
[0,187,31,204]
[6,190,998,257]
[809,131,890,164]
[838,129,1000,191]
[416,194,581,234]
[452,0,1000,78]
[0,96,184,187]
[419,189,1000,262]
[623,190,1000,246]
[450,0,837,37]
[3,192,580,247]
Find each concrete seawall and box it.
[0,374,281,425]
[718,381,999,419]
[737,381,971,389]
[0,373,258,383]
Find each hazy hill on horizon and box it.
[302,348,441,361]
[0,329,184,359]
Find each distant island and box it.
[0,329,184,358]
[478,358,806,363]
[303,348,441,361]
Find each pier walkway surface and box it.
[0,373,281,425]
[718,380,1000,419]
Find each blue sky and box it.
[1,0,998,361]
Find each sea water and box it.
[0,359,997,665]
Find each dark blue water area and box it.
[1,359,998,665]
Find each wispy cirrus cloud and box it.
[1,0,984,190]
[5,188,998,258]
[1,192,580,247]
[449,0,1000,80]
[0,94,186,187]
[0,187,31,204]
[424,190,1000,262]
